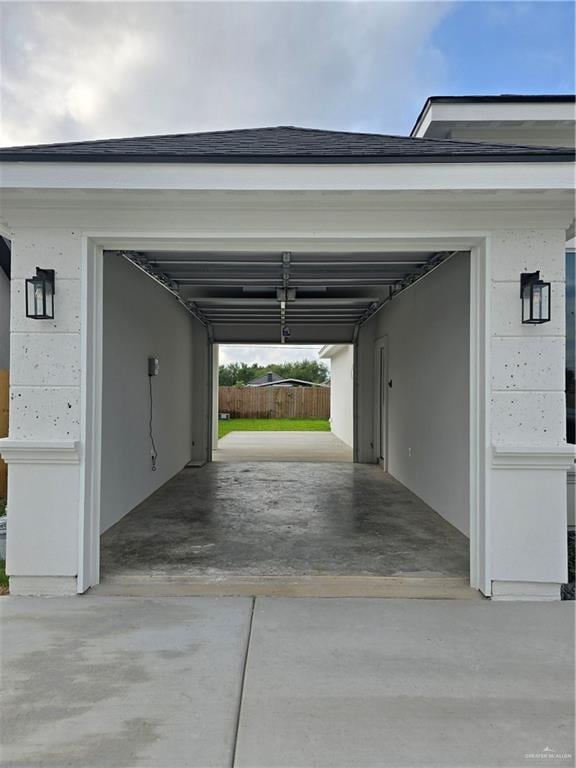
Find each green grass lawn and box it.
[218,418,330,439]
[0,560,7,594]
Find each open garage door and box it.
[114,248,460,345]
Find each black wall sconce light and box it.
[520,271,551,324]
[25,268,55,319]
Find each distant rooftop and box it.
[411,94,576,137]
[421,95,575,104]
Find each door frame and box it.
[374,336,388,471]
[77,238,103,593]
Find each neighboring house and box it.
[0,94,574,600]
[246,371,286,386]
[247,371,325,387]
[566,246,576,528]
[319,345,353,448]
[411,94,575,147]
[0,239,10,501]
[0,238,10,370]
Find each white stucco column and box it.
[0,229,82,595]
[489,229,574,600]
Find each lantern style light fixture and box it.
[25,268,55,319]
[520,271,551,324]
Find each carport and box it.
[0,126,572,599]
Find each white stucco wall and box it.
[0,191,572,597]
[368,254,471,537]
[321,345,354,448]
[100,253,199,533]
[4,229,84,588]
[0,269,10,369]
[488,230,570,592]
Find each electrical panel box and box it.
[148,357,159,376]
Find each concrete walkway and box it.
[1,596,574,768]
[213,430,353,462]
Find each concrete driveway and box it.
[1,597,574,768]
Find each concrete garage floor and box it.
[213,430,353,462]
[99,462,471,597]
[1,596,573,768]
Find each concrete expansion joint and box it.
[231,596,256,768]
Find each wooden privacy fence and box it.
[0,370,8,499]
[219,385,330,419]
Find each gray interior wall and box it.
[100,254,203,533]
[357,254,470,536]
[0,269,10,369]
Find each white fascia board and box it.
[0,161,573,192]
[413,101,576,137]
[412,107,434,138]
[319,344,348,359]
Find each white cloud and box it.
[0,1,453,146]
[219,344,325,367]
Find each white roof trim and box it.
[319,344,349,358]
[0,161,573,192]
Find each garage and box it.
[0,120,572,599]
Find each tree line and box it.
[219,359,330,386]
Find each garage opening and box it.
[213,342,353,463]
[97,246,473,597]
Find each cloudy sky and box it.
[219,344,326,367]
[1,0,573,365]
[1,1,573,148]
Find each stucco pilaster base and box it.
[491,580,562,601]
[8,576,78,596]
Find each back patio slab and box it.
[212,431,353,463]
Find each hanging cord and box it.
[149,374,158,471]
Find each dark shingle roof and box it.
[0,126,573,163]
[247,371,286,386]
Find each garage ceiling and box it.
[111,249,457,343]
